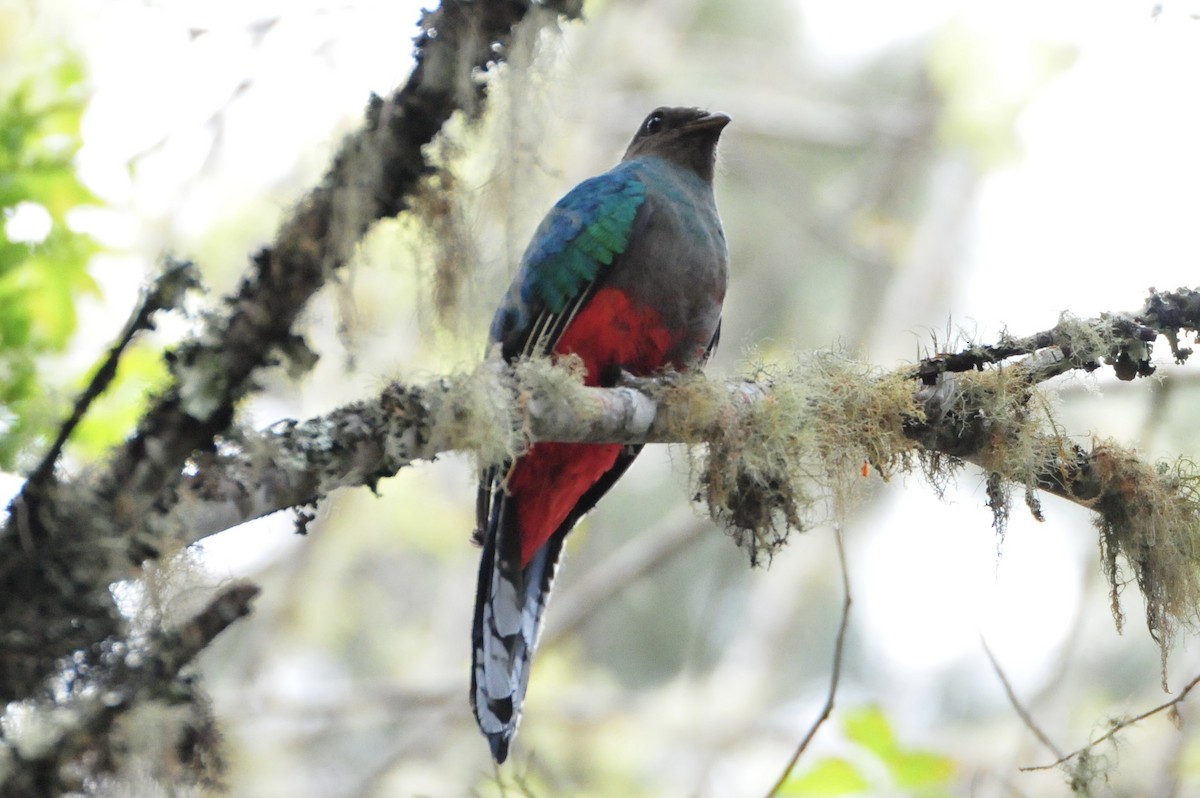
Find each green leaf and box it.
[842,706,955,790]
[778,757,870,796]
[20,164,97,220]
[0,42,104,469]
[68,344,169,462]
[843,706,899,759]
[889,750,955,790]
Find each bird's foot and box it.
[616,369,682,392]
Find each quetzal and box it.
[471,107,730,763]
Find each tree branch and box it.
[20,258,201,505]
[155,364,763,548]
[97,0,583,554]
[0,583,259,797]
[1020,669,1200,776]
[0,0,584,736]
[913,286,1199,384]
[147,296,1188,543]
[763,526,852,798]
[134,289,1200,686]
[981,634,1064,760]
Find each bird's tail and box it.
[470,480,565,763]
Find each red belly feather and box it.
[508,287,674,566]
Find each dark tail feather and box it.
[471,490,566,763]
[469,447,642,762]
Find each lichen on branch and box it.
[696,352,924,565]
[0,1,588,789]
[143,282,1200,679]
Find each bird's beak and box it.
[686,112,731,132]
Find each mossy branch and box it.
[0,583,258,796]
[907,288,1200,668]
[0,0,583,697]
[148,286,1200,678]
[0,0,583,789]
[915,287,1199,384]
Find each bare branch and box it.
[981,635,1064,759]
[0,0,584,709]
[762,526,852,798]
[542,510,709,646]
[1021,669,1200,774]
[18,258,201,509]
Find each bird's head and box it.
[621,106,730,183]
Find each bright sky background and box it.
[8,0,1200,723]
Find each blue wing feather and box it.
[493,163,646,349]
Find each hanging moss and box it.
[694,351,924,565]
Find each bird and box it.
[471,106,730,763]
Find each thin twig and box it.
[763,526,852,798]
[980,634,1064,759]
[542,511,708,646]
[22,259,199,495]
[1021,670,1200,772]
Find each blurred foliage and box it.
[0,46,100,469]
[67,341,168,460]
[781,706,956,797]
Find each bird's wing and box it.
[471,165,648,762]
[488,163,647,360]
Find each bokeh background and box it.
[6,0,1200,795]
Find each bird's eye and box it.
[644,112,664,135]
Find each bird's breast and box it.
[554,287,674,385]
[605,181,727,366]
